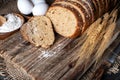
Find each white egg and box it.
[32,3,49,16]
[31,0,46,5]
[17,0,33,15]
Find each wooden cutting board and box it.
[0,10,120,80]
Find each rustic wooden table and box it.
[0,0,120,80]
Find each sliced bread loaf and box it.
[20,16,55,48]
[101,0,106,13]
[46,3,83,38]
[46,0,118,38]
[91,0,99,18]
[96,0,103,16]
[105,0,109,10]
[54,0,94,22]
[73,0,93,21]
[80,0,95,22]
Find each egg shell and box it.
[17,0,33,15]
[32,3,49,16]
[31,0,46,5]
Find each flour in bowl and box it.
[0,14,23,33]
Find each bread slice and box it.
[103,0,108,12]
[110,0,117,8]
[53,1,86,22]
[91,0,99,19]
[55,0,94,23]
[107,0,110,10]
[20,16,55,48]
[101,0,106,14]
[80,0,95,22]
[67,0,93,33]
[46,3,83,38]
[96,0,103,16]
[114,0,118,6]
[73,0,92,21]
[58,1,91,33]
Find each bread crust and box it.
[75,0,92,21]
[91,0,99,19]
[86,0,97,20]
[66,0,91,33]
[83,0,95,22]
[104,0,108,12]
[110,0,118,10]
[101,0,106,14]
[96,0,103,17]
[71,0,95,33]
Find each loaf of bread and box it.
[46,0,118,38]
[20,16,55,48]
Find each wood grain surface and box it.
[0,9,120,80]
[0,0,120,80]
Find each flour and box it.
[0,14,23,33]
[38,50,57,59]
[39,51,53,58]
